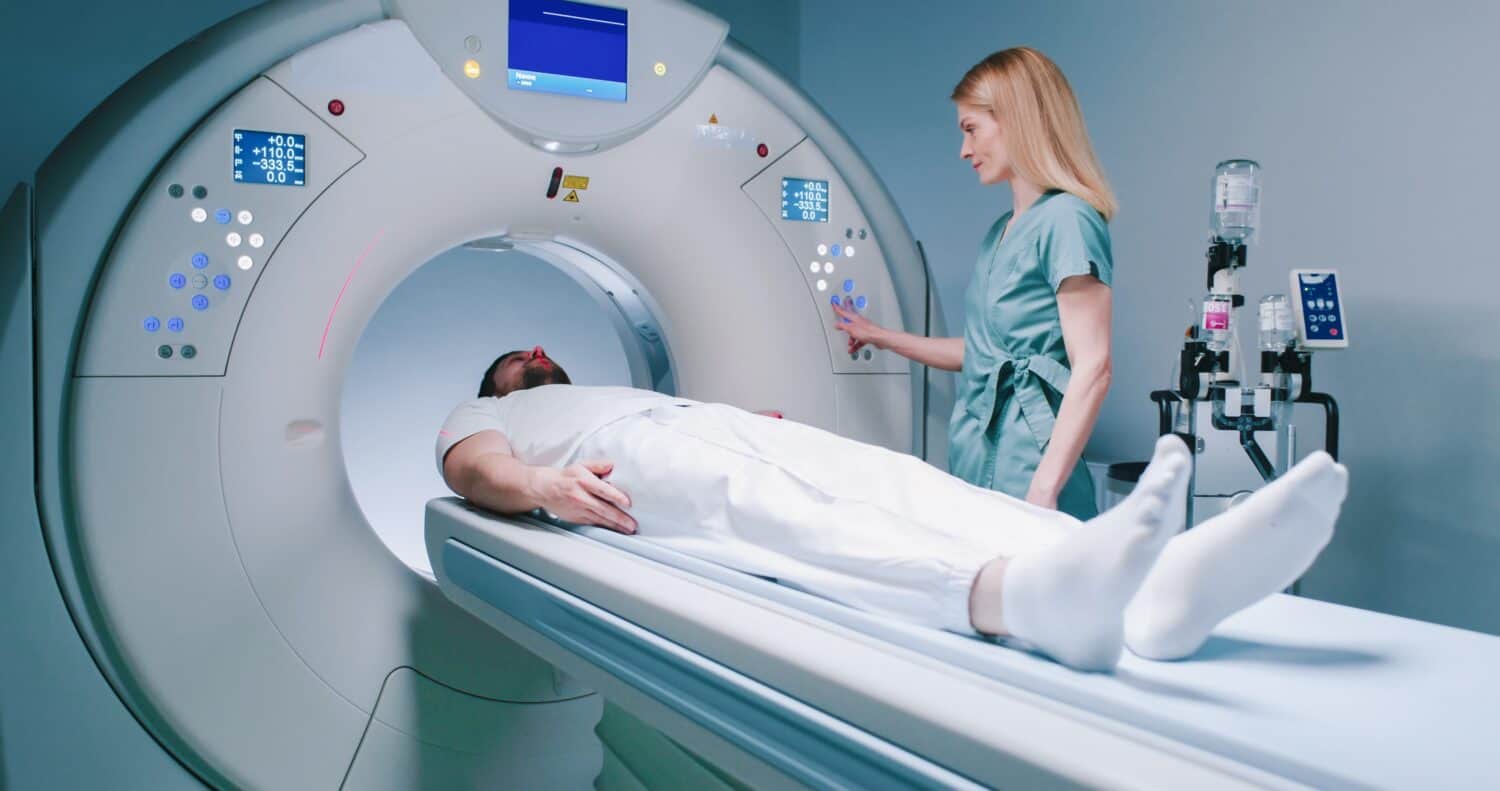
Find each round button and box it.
[192,185,208,199]
[858,228,867,240]
[809,261,821,273]
[226,232,242,247]
[862,349,872,360]
[214,209,232,225]
[816,279,828,292]
[845,227,854,239]
[464,35,482,53]
[328,98,346,115]
[817,244,828,256]
[248,233,264,249]
[180,345,197,359]
[190,208,207,223]
[843,279,854,293]
[157,345,173,359]
[237,255,254,271]
[831,244,842,257]
[829,295,841,306]
[143,316,161,333]
[825,262,835,275]
[855,295,868,310]
[191,294,209,311]
[237,210,253,225]
[191,274,208,290]
[191,253,209,269]
[213,274,231,291]
[168,273,187,289]
[167,184,184,199]
[845,245,856,258]
[1331,328,1339,337]
[167,317,184,333]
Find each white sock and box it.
[1124,451,1349,661]
[999,435,1191,671]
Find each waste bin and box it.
[1102,461,1150,512]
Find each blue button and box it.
[214,209,232,224]
[143,316,161,333]
[168,273,187,289]
[843,279,854,293]
[831,244,842,257]
[213,274,231,291]
[167,317,184,332]
[191,294,209,311]
[855,295,868,310]
[829,295,841,306]
[192,253,209,269]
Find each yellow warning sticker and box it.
[562,190,581,203]
[709,113,719,125]
[561,175,590,190]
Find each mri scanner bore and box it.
[7,0,1500,789]
[5,0,942,787]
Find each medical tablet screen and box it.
[508,0,628,102]
[233,130,306,187]
[781,178,830,222]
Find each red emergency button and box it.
[328,99,345,116]
[1331,328,1339,336]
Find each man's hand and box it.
[532,460,638,534]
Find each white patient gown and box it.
[437,385,1079,634]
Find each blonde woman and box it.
[834,47,1115,519]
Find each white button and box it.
[817,244,828,256]
[191,207,207,223]
[825,262,836,274]
[816,279,827,292]
[845,245,856,257]
[249,233,265,249]
[237,210,253,225]
[809,261,821,273]
[226,232,242,247]
[237,255,254,270]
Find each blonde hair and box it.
[952,47,1117,221]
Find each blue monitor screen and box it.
[508,0,628,102]
[781,178,830,222]
[233,129,305,187]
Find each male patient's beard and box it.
[519,362,571,391]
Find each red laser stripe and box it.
[319,229,386,360]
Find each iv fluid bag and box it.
[1212,159,1261,243]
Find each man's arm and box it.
[442,430,638,534]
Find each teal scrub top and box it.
[948,190,1114,520]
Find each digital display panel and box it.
[233,129,306,187]
[508,0,628,102]
[781,178,829,222]
[1297,271,1344,342]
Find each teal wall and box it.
[798,0,1500,633]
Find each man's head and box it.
[478,345,572,398]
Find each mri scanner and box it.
[4,0,1500,788]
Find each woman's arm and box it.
[831,300,965,371]
[1027,275,1112,508]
